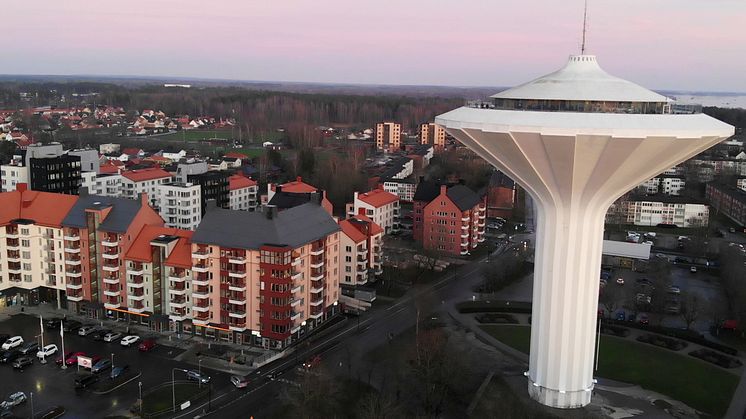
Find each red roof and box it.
[277,176,317,193]
[339,219,367,243]
[122,148,142,156]
[125,225,193,266]
[0,185,78,228]
[339,215,384,243]
[229,174,257,191]
[357,189,398,208]
[122,167,172,182]
[224,152,248,160]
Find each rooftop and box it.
[0,185,78,228]
[277,176,318,193]
[357,188,399,207]
[122,167,172,182]
[192,202,339,250]
[229,174,257,191]
[62,194,148,233]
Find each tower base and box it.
[527,378,592,409]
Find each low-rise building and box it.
[266,177,333,215]
[121,168,173,208]
[339,213,384,286]
[382,177,417,202]
[639,175,686,196]
[0,156,29,192]
[156,182,202,230]
[621,196,709,227]
[486,171,515,219]
[706,183,746,227]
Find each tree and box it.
[599,285,620,318]
[680,293,701,330]
[282,365,341,419]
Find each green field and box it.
[141,382,208,415]
[158,129,236,142]
[480,325,739,417]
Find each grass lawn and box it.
[159,129,236,142]
[480,325,739,417]
[142,382,208,415]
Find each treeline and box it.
[703,106,746,132]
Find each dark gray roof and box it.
[489,171,515,189]
[413,180,442,202]
[268,191,314,209]
[192,202,340,250]
[62,195,144,233]
[447,185,482,211]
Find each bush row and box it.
[636,333,688,351]
[689,349,743,369]
[456,300,532,314]
[602,319,738,356]
[475,313,519,324]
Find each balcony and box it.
[290,298,301,307]
[310,298,324,307]
[104,301,121,309]
[103,276,119,284]
[170,310,188,321]
[170,298,187,308]
[229,311,247,319]
[101,239,118,247]
[193,314,210,325]
[67,270,82,278]
[229,297,246,305]
[192,264,209,273]
[291,270,302,280]
[6,239,19,250]
[310,246,324,256]
[66,258,81,266]
[310,310,324,320]
[461,215,470,222]
[192,286,210,299]
[310,283,324,293]
[65,245,81,254]
[103,264,119,272]
[310,260,324,269]
[170,287,187,296]
[5,228,19,239]
[128,277,144,288]
[291,284,302,294]
[461,232,469,238]
[291,257,302,267]
[64,233,80,241]
[228,282,246,292]
[229,323,246,332]
[130,301,146,313]
[104,289,119,297]
[127,265,144,276]
[291,311,301,321]
[228,270,246,279]
[228,255,246,264]
[6,251,20,262]
[193,273,210,285]
[169,272,188,282]
[310,270,324,281]
[67,292,83,302]
[192,249,210,259]
[67,282,83,290]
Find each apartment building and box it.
[376,122,401,153]
[157,182,202,230]
[82,173,123,197]
[706,183,746,227]
[0,156,29,192]
[413,181,486,256]
[382,177,417,202]
[420,122,446,150]
[339,213,384,286]
[190,203,341,348]
[738,178,746,192]
[121,167,173,208]
[60,192,165,315]
[229,174,258,211]
[486,171,515,219]
[622,197,709,227]
[0,184,78,307]
[123,225,193,328]
[187,171,230,215]
[639,176,686,196]
[348,188,400,235]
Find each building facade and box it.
[349,188,400,234]
[338,213,384,286]
[622,199,709,227]
[121,168,173,208]
[706,183,746,227]
[376,122,401,153]
[156,182,202,230]
[228,174,258,211]
[420,122,446,150]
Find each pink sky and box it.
[4,0,745,91]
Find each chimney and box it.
[276,185,282,193]
[265,205,277,219]
[296,176,302,183]
[16,183,27,193]
[140,192,148,206]
[440,185,448,195]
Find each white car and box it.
[120,335,140,347]
[78,325,97,336]
[36,344,58,359]
[1,336,23,350]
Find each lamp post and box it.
[30,392,34,419]
[111,353,114,371]
[198,359,202,389]
[39,315,46,364]
[60,320,66,370]
[138,381,143,416]
[172,368,188,412]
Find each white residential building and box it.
[0,157,28,192]
[121,167,173,208]
[623,199,709,228]
[339,214,384,286]
[156,182,202,230]
[229,174,258,211]
[738,178,746,192]
[348,188,400,234]
[382,178,417,202]
[639,176,686,196]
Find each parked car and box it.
[636,293,652,305]
[627,313,637,322]
[615,311,626,321]
[110,365,130,379]
[74,374,99,389]
[0,392,26,409]
[138,339,156,352]
[668,285,681,294]
[12,356,34,370]
[103,332,122,343]
[0,335,9,346]
[65,352,86,366]
[120,335,140,347]
[37,344,58,359]
[44,318,64,329]
[665,300,681,314]
[62,321,82,333]
[616,278,625,285]
[186,370,210,384]
[78,326,97,336]
[0,350,21,364]
[690,266,698,273]
[91,329,111,341]
[230,375,250,388]
[18,342,39,355]
[55,352,73,366]
[91,359,112,374]
[638,314,650,325]
[1,336,23,350]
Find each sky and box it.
[4,0,746,92]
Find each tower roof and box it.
[491,55,669,103]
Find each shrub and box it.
[689,349,743,369]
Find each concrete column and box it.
[526,203,605,408]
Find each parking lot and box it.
[0,313,233,418]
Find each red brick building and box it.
[486,171,515,219]
[413,181,486,256]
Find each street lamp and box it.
[111,353,114,371]
[38,315,46,364]
[172,368,188,412]
[198,359,202,389]
[30,392,34,419]
[138,381,143,416]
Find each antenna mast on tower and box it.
[581,0,588,54]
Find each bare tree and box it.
[599,285,620,318]
[680,293,701,330]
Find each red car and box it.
[65,351,86,366]
[302,355,321,369]
[138,339,156,352]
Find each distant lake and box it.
[662,92,746,109]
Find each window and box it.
[21,240,30,247]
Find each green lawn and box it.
[141,382,208,415]
[159,129,236,142]
[480,325,739,417]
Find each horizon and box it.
[3,0,745,92]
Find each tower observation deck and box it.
[436,55,734,409]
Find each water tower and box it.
[436,55,734,408]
